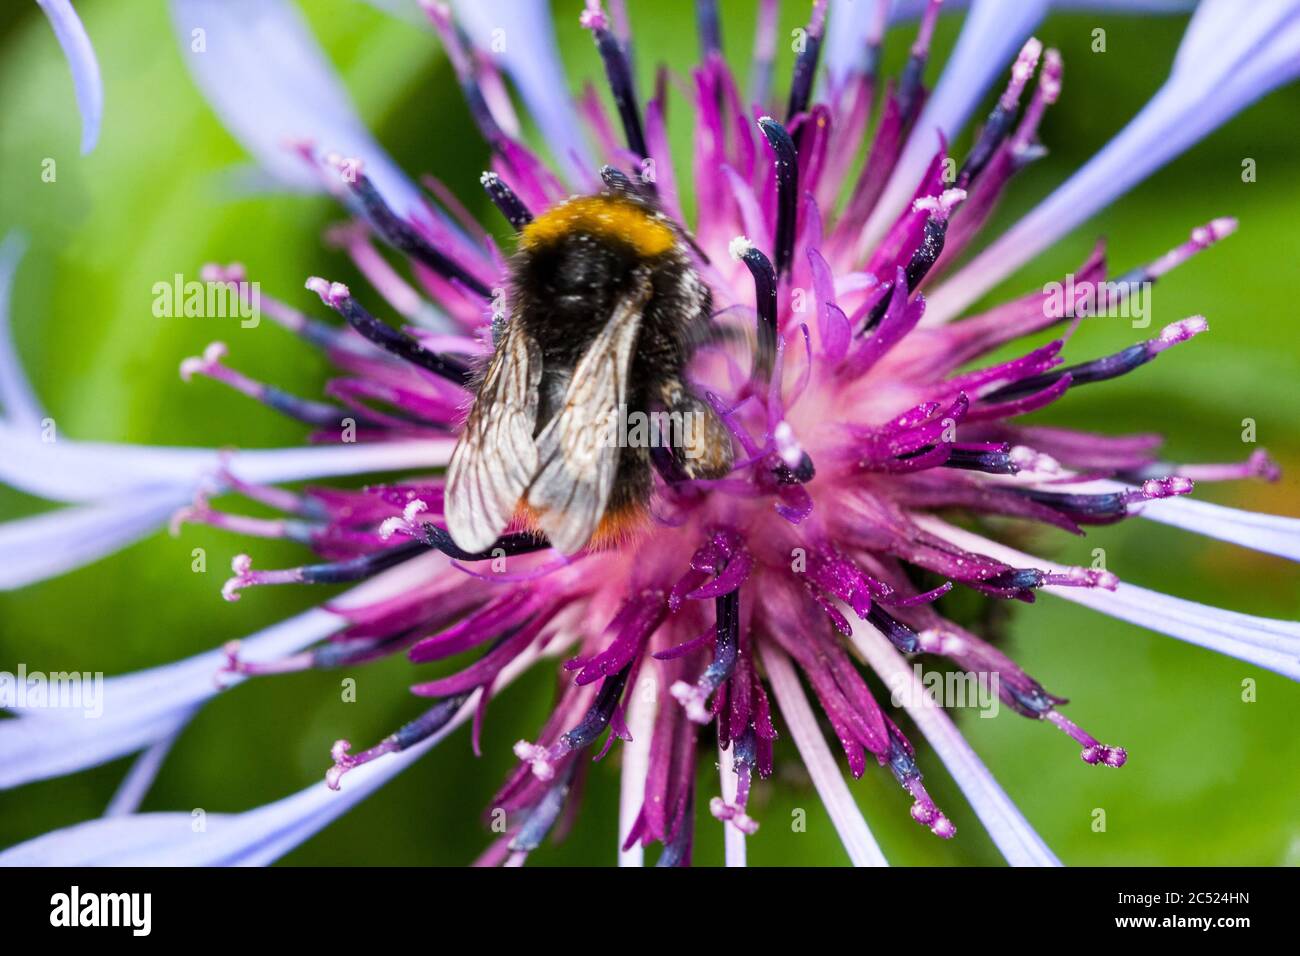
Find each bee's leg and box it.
[656,378,734,480]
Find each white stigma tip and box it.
[670,680,711,724]
[1159,316,1208,344]
[1010,445,1060,474]
[914,189,966,218]
[1141,476,1194,499]
[916,628,944,652]
[1016,37,1043,74]
[1208,217,1238,240]
[939,187,967,209]
[579,4,607,31]
[306,277,350,306]
[773,420,803,468]
[728,235,755,260]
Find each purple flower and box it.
[3,0,1300,867]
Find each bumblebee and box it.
[446,181,734,554]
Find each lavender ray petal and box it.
[0,642,542,865]
[848,616,1063,866]
[104,720,192,817]
[859,0,1049,251]
[36,0,103,154]
[0,425,451,504]
[618,670,656,867]
[0,233,45,427]
[717,736,746,867]
[926,1,1300,324]
[920,517,1300,681]
[450,0,593,184]
[826,0,1192,85]
[760,643,889,867]
[0,608,340,789]
[169,0,423,215]
[1061,479,1300,562]
[0,555,442,790]
[0,489,187,591]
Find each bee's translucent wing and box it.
[526,282,649,553]
[445,322,543,552]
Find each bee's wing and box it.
[526,282,650,553]
[445,322,543,552]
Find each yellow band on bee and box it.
[521,195,675,257]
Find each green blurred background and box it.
[0,0,1297,866]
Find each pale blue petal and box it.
[104,724,189,817]
[169,0,423,216]
[450,0,592,183]
[0,555,442,791]
[1062,582,1300,682]
[1057,0,1193,10]
[827,0,1194,83]
[0,637,542,864]
[0,705,199,792]
[0,812,228,866]
[1079,480,1300,563]
[924,519,1300,682]
[1134,497,1300,563]
[0,424,450,504]
[36,0,103,154]
[927,0,1300,323]
[0,606,342,789]
[0,233,45,428]
[0,423,449,588]
[858,0,1050,250]
[849,616,1062,866]
[0,490,187,591]
[760,643,889,866]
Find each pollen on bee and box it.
[520,195,675,258]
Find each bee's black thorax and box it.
[509,194,711,415]
[506,192,717,516]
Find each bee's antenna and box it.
[599,164,645,196]
[599,165,712,266]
